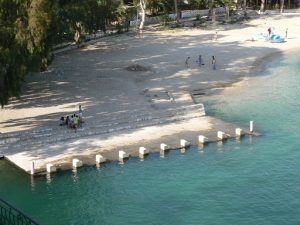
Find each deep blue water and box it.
[0,53,300,225]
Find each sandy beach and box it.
[1,12,300,173]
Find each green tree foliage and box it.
[147,0,172,14]
[0,0,125,107]
[0,0,26,106]
[53,0,125,43]
[189,0,210,9]
[27,0,54,70]
[1,0,298,107]
[0,0,53,107]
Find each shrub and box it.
[159,14,169,26]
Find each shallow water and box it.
[1,53,300,225]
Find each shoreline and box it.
[194,46,300,99]
[250,47,300,76]
[1,14,300,174]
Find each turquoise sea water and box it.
[1,53,300,225]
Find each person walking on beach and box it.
[267,27,272,37]
[211,56,216,70]
[78,104,84,126]
[198,55,202,66]
[185,57,190,68]
[285,28,288,39]
[212,31,218,41]
[79,105,83,114]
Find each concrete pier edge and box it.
[0,130,260,176]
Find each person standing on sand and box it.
[214,31,218,41]
[211,56,216,70]
[79,104,84,122]
[285,28,288,38]
[212,31,218,41]
[268,27,272,37]
[185,57,190,68]
[198,55,202,66]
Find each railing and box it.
[0,198,41,225]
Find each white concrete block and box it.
[46,163,56,173]
[96,154,106,164]
[119,150,129,159]
[180,139,190,148]
[72,158,83,168]
[235,128,244,136]
[139,147,149,155]
[217,131,227,140]
[30,161,35,175]
[198,135,208,144]
[160,143,169,151]
[250,121,254,132]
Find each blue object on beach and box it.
[269,34,285,43]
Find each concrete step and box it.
[1,104,205,150]
[4,111,201,151]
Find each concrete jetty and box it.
[0,103,259,174]
[2,13,286,174]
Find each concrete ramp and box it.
[2,104,206,173]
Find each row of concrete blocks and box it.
[36,125,251,175]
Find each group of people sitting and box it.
[59,105,84,131]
